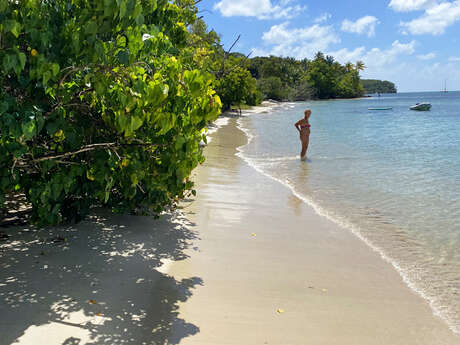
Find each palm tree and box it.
[345,62,354,72]
[355,60,365,72]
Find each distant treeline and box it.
[249,53,365,101]
[190,19,366,109]
[361,79,397,94]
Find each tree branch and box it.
[217,34,241,79]
[15,142,161,169]
[225,50,252,75]
[31,142,118,163]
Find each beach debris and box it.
[96,312,103,316]
[322,288,327,292]
[89,299,97,304]
[251,233,257,237]
[276,308,285,314]
[308,286,314,289]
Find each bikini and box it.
[300,123,310,129]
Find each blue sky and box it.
[197,0,460,92]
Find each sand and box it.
[1,105,459,344]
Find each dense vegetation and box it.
[361,79,397,94]
[0,0,221,225]
[249,53,365,101]
[1,1,371,225]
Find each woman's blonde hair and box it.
[304,109,311,116]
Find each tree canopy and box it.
[361,79,397,94]
[249,53,365,101]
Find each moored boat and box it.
[410,102,431,111]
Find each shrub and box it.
[0,0,221,225]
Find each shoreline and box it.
[233,110,459,335]
[209,100,459,336]
[166,112,460,344]
[234,99,460,335]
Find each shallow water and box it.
[236,92,460,334]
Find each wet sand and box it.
[167,116,460,345]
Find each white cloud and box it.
[399,1,460,35]
[389,0,439,12]
[393,60,460,91]
[417,52,436,59]
[328,40,416,68]
[314,12,331,23]
[257,22,340,58]
[213,0,306,20]
[448,56,460,61]
[251,47,271,57]
[341,16,380,37]
[328,47,367,63]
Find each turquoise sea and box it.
[236,91,460,334]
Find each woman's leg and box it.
[300,137,307,158]
[304,134,309,154]
[300,133,309,159]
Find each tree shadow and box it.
[0,210,202,344]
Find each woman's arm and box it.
[294,120,301,132]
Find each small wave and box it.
[250,156,300,162]
[203,117,230,144]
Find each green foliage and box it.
[361,79,397,94]
[257,76,288,101]
[304,53,365,99]
[0,0,221,225]
[250,56,311,101]
[249,53,365,100]
[214,66,262,110]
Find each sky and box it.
[197,0,460,92]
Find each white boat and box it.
[368,107,392,110]
[410,103,431,111]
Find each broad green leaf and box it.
[51,63,60,76]
[130,116,143,132]
[42,71,51,85]
[18,52,26,70]
[85,21,98,35]
[119,0,127,18]
[2,54,13,71]
[4,20,21,38]
[21,121,36,140]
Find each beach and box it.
[1,103,459,344]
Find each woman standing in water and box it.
[294,109,311,161]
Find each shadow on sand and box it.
[0,210,201,344]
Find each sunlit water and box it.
[236,92,460,334]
